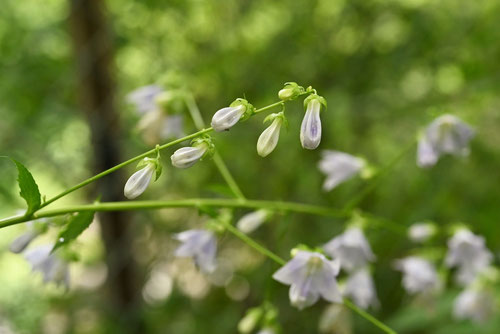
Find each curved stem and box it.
[342,140,417,212]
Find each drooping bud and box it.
[211,98,254,132]
[257,112,286,157]
[171,135,214,169]
[124,154,162,199]
[238,307,263,334]
[278,82,304,101]
[300,94,326,150]
[236,210,271,233]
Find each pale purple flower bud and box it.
[273,250,342,310]
[343,268,379,309]
[174,229,217,273]
[408,222,436,243]
[171,144,208,169]
[300,99,322,150]
[417,114,474,167]
[124,163,156,199]
[445,229,492,285]
[24,245,70,288]
[257,118,283,157]
[453,287,494,323]
[236,210,269,234]
[211,105,246,132]
[137,109,184,145]
[323,227,375,272]
[394,256,440,295]
[127,85,164,114]
[318,150,366,191]
[9,230,38,254]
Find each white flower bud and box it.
[257,118,283,157]
[171,144,208,169]
[211,105,246,132]
[300,99,322,150]
[408,222,436,243]
[278,88,295,100]
[124,163,156,199]
[9,231,38,254]
[236,210,269,234]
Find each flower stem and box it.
[184,93,246,199]
[342,139,417,213]
[343,300,397,334]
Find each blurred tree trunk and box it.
[68,1,144,333]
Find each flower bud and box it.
[278,82,304,100]
[238,307,263,334]
[236,210,270,233]
[300,94,326,150]
[124,163,156,199]
[257,113,285,157]
[211,98,254,132]
[171,144,208,169]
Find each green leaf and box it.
[12,159,41,215]
[52,211,95,252]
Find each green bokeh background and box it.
[0,0,499,333]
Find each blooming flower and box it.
[417,114,474,167]
[128,85,184,144]
[24,245,69,288]
[318,150,366,191]
[126,85,164,114]
[445,228,492,285]
[171,145,208,169]
[408,222,436,243]
[343,268,379,309]
[453,287,494,323]
[273,250,342,310]
[323,227,375,272]
[236,210,270,234]
[257,117,283,157]
[174,229,217,273]
[124,163,156,199]
[394,256,440,295]
[300,97,323,150]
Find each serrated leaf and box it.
[12,159,41,215]
[52,211,95,252]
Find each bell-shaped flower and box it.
[257,113,285,157]
[417,114,474,167]
[24,245,70,288]
[318,150,366,191]
[323,227,375,272]
[278,82,304,100]
[127,85,164,114]
[137,109,184,145]
[300,94,326,150]
[273,250,342,310]
[124,157,161,199]
[211,98,254,132]
[174,229,217,273]
[236,210,270,234]
[9,218,49,254]
[394,256,440,295]
[343,268,379,309]
[408,222,436,243]
[445,228,492,285]
[453,287,494,323]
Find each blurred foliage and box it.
[1,0,500,333]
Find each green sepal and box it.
[137,147,162,181]
[191,134,215,160]
[304,93,327,110]
[278,82,305,100]
[291,244,325,257]
[263,111,288,131]
[230,98,255,121]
